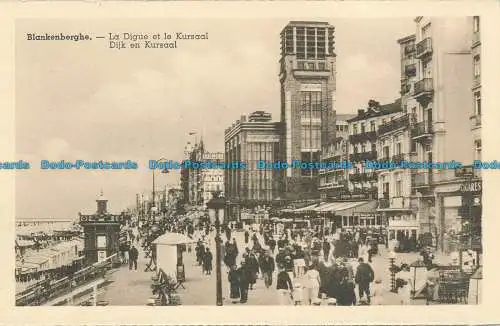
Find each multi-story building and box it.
[200,152,224,207]
[279,21,337,198]
[377,35,420,245]
[180,139,224,206]
[319,114,354,200]
[464,15,482,254]
[347,99,401,200]
[410,17,474,252]
[224,111,283,221]
[471,16,481,163]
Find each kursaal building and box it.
[279,21,337,200]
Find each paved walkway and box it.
[99,246,157,306]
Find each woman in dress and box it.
[228,265,241,304]
[305,264,321,305]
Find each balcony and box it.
[400,82,411,95]
[472,32,480,47]
[472,75,481,89]
[470,115,481,128]
[378,197,414,210]
[414,78,434,104]
[416,38,432,58]
[412,171,432,188]
[404,44,415,55]
[411,121,433,140]
[349,151,377,162]
[378,114,410,135]
[349,172,376,183]
[348,131,377,143]
[392,153,406,163]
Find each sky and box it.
[15,18,415,220]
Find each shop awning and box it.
[292,203,321,213]
[313,201,378,215]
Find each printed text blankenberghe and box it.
[26,33,91,42]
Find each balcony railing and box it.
[472,75,481,89]
[392,153,406,162]
[378,114,410,135]
[472,32,480,47]
[470,115,481,128]
[412,171,432,187]
[349,151,377,162]
[416,37,432,58]
[411,121,433,138]
[378,197,414,210]
[349,172,376,182]
[414,78,433,100]
[404,44,415,55]
[348,131,377,143]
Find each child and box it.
[370,279,385,305]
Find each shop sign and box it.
[460,181,482,193]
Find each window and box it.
[361,144,366,153]
[371,143,376,152]
[353,124,358,135]
[336,125,340,131]
[383,146,390,159]
[370,121,376,132]
[474,92,481,115]
[318,62,325,70]
[395,143,402,155]
[395,174,402,197]
[475,140,482,161]
[383,183,389,198]
[361,123,366,133]
[474,55,481,77]
[297,62,305,70]
[473,16,480,33]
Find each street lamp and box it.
[206,191,225,306]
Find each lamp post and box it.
[206,191,225,306]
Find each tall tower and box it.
[279,21,337,198]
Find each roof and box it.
[152,232,197,245]
[336,114,356,121]
[347,100,402,123]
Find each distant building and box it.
[224,111,283,222]
[279,21,337,199]
[200,152,224,207]
[319,114,354,200]
[347,99,401,200]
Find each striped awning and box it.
[313,201,378,215]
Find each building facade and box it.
[279,21,337,198]
[319,114,354,200]
[411,17,475,252]
[348,100,401,200]
[200,152,225,207]
[224,111,282,221]
[376,35,420,246]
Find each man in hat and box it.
[355,257,375,304]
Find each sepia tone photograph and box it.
[14,16,483,308]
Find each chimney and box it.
[241,115,247,122]
[357,109,364,116]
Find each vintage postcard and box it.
[1,1,499,325]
